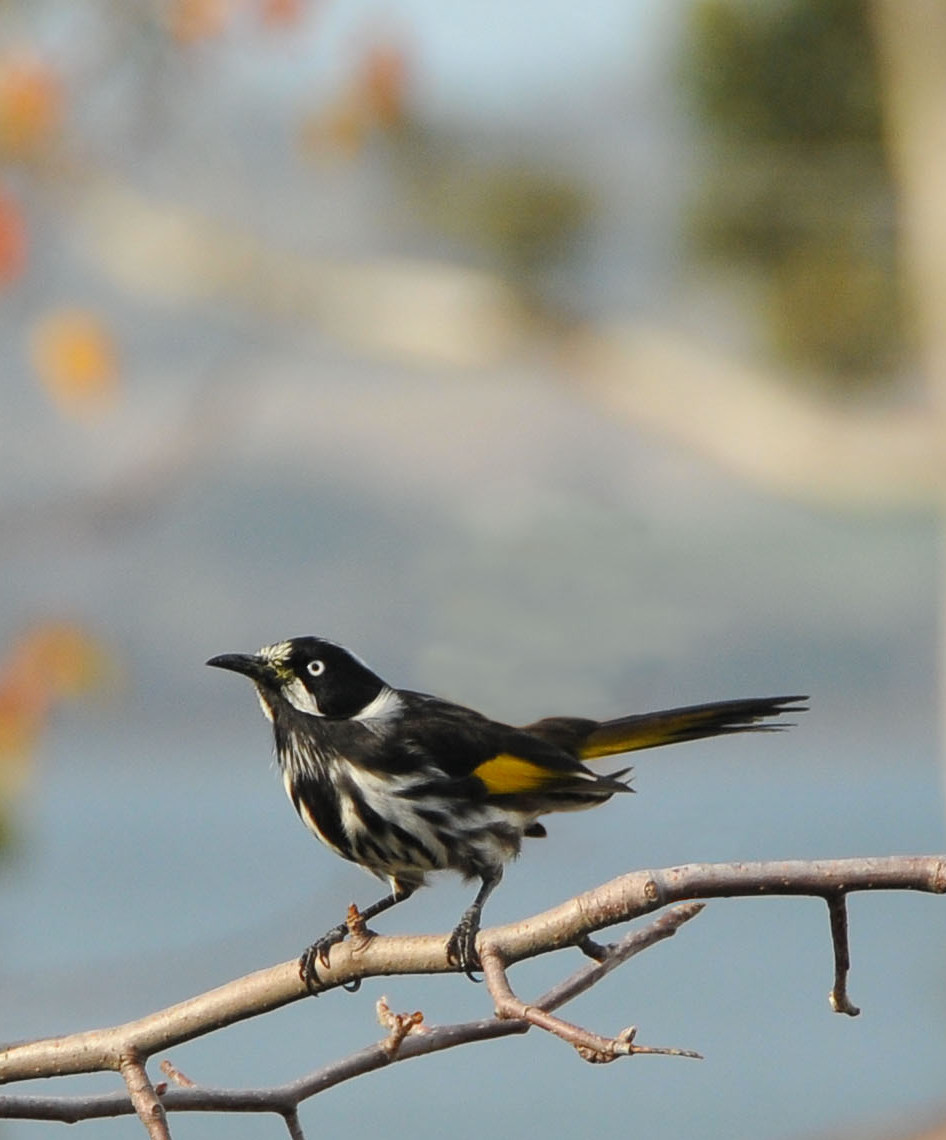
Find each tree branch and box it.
[1,856,943,1133]
[0,905,703,1128]
[118,1052,170,1140]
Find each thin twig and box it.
[118,1053,170,1140]
[481,944,700,1063]
[826,893,860,1016]
[283,1107,306,1140]
[536,902,706,1013]
[481,943,632,1062]
[158,1060,195,1088]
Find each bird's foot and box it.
[299,904,371,994]
[446,913,482,981]
[298,922,350,992]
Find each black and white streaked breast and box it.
[277,719,526,884]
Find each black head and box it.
[207,636,388,720]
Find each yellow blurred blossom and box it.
[29,309,120,418]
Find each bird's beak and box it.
[206,653,268,681]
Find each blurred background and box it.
[1,1,945,1137]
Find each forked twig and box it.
[480,943,701,1063]
[547,902,706,1004]
[375,997,426,1058]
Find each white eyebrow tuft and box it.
[258,641,292,665]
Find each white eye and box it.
[306,659,326,678]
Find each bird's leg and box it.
[299,883,415,992]
[446,869,502,981]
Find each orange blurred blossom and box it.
[0,623,112,796]
[302,40,410,156]
[259,0,305,28]
[0,54,62,160]
[30,309,120,418]
[168,0,230,44]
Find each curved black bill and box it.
[206,652,266,680]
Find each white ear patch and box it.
[283,677,324,717]
[353,686,403,724]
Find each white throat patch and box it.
[282,677,324,717]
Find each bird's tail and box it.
[577,695,808,760]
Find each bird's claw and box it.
[298,923,349,992]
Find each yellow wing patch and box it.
[473,753,563,795]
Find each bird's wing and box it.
[395,693,626,801]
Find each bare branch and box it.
[481,943,700,1062]
[825,893,860,1016]
[118,1053,170,1140]
[1,856,943,1129]
[481,942,630,1061]
[0,907,703,1127]
[283,1107,306,1140]
[539,902,706,1010]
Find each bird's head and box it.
[207,636,390,721]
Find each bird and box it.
[207,636,806,987]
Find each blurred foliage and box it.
[301,36,595,318]
[685,0,905,386]
[690,0,884,145]
[407,150,595,306]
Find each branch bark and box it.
[118,1053,170,1140]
